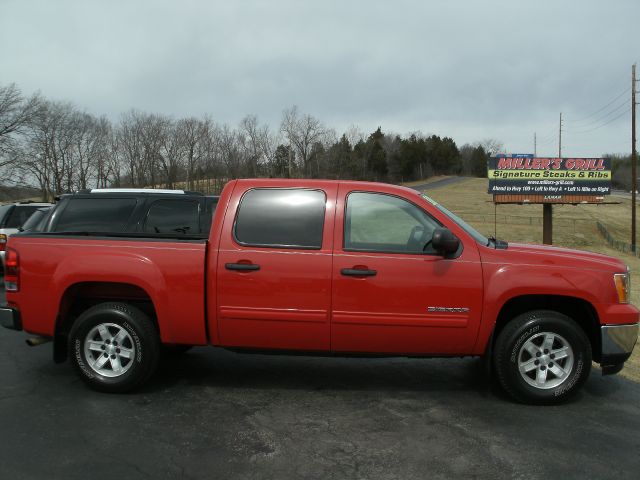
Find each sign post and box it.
[543,204,553,244]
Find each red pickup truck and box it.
[1,179,638,404]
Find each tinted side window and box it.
[0,205,13,226]
[5,206,39,228]
[144,200,200,235]
[234,189,326,249]
[345,192,440,254]
[54,198,137,232]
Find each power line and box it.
[536,128,556,139]
[566,107,631,134]
[535,130,557,143]
[530,83,632,156]
[532,84,631,152]
[571,86,630,123]
[536,135,557,146]
[567,96,629,128]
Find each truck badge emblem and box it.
[427,307,470,313]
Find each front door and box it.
[331,187,484,355]
[217,183,337,351]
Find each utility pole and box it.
[559,112,563,158]
[534,132,537,156]
[632,64,637,252]
[543,114,562,245]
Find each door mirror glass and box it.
[431,228,460,255]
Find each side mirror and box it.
[431,228,460,255]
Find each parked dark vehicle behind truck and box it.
[38,188,218,237]
[1,180,637,404]
[0,201,54,272]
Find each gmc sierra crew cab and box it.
[1,179,638,404]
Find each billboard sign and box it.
[488,155,611,199]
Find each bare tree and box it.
[238,115,262,177]
[103,129,122,188]
[0,83,42,165]
[176,116,213,190]
[280,106,326,176]
[91,116,115,188]
[259,126,279,177]
[15,100,99,198]
[21,100,77,198]
[68,112,112,190]
[155,117,186,189]
[238,115,277,177]
[139,113,167,187]
[117,110,145,186]
[218,124,243,179]
[344,124,364,147]
[477,138,504,156]
[116,111,169,187]
[3,80,491,196]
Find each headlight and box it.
[614,270,630,304]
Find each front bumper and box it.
[0,307,21,331]
[600,323,638,374]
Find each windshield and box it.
[21,208,51,232]
[421,194,489,245]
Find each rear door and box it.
[331,185,484,355]
[216,181,337,351]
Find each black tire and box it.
[493,310,592,405]
[68,302,160,393]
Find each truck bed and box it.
[10,235,208,345]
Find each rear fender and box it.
[53,251,168,337]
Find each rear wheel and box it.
[68,302,160,393]
[493,310,591,404]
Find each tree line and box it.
[606,154,635,191]
[0,83,498,200]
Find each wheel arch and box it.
[54,281,160,363]
[489,294,601,362]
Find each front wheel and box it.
[68,302,160,393]
[493,310,592,404]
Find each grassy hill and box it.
[0,185,42,202]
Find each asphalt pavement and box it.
[2,289,640,479]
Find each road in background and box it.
[612,189,640,200]
[1,279,639,479]
[408,176,473,192]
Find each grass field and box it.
[416,177,640,382]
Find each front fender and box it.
[473,264,604,354]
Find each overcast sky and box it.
[1,0,638,157]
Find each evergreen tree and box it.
[273,144,292,177]
[326,134,353,178]
[470,145,488,177]
[366,127,388,178]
